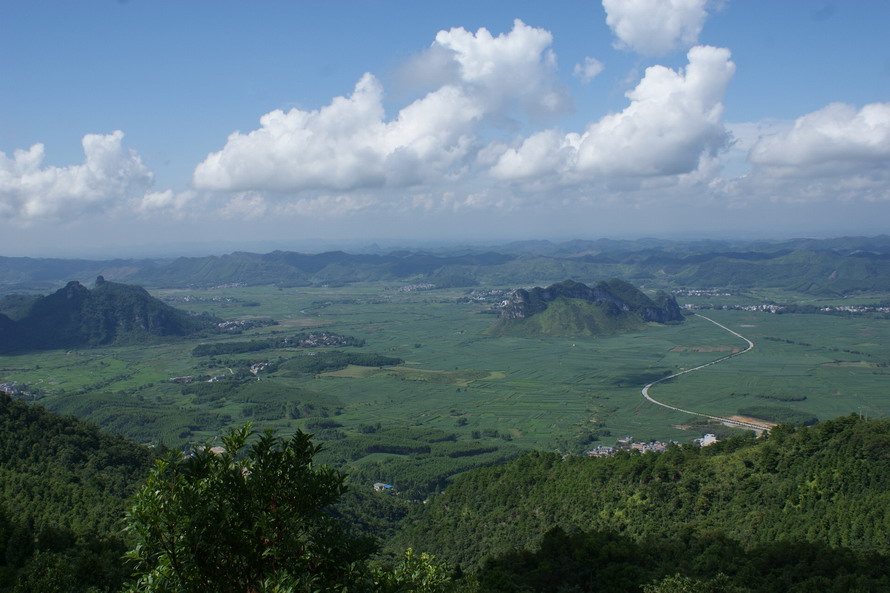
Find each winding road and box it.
[641,313,768,432]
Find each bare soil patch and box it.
[726,415,776,429]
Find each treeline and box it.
[279,351,403,375]
[395,415,890,572]
[192,331,365,357]
[737,405,818,425]
[470,526,890,592]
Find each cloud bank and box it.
[723,102,890,204]
[193,19,569,195]
[4,10,888,233]
[748,102,890,176]
[0,131,152,222]
[491,46,735,182]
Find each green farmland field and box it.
[2,282,889,495]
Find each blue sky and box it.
[2,0,889,257]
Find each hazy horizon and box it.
[3,230,888,261]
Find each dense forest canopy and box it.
[3,396,890,592]
[395,415,890,571]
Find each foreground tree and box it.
[123,425,375,593]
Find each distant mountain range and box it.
[492,279,684,337]
[0,277,216,353]
[2,235,890,295]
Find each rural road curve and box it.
[641,313,767,431]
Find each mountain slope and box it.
[491,279,683,337]
[0,277,217,352]
[395,415,890,570]
[0,393,155,591]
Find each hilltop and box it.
[0,277,217,353]
[491,279,683,337]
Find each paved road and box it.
[641,313,767,431]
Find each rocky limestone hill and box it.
[491,279,683,337]
[0,277,217,352]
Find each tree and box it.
[123,424,375,593]
[641,573,750,593]
[374,548,455,593]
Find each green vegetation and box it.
[396,416,890,579]
[471,526,890,592]
[735,405,818,425]
[3,238,890,590]
[124,425,375,593]
[191,331,365,356]
[0,278,217,353]
[279,351,403,376]
[4,399,890,592]
[491,279,683,337]
[0,393,155,592]
[3,280,889,466]
[322,425,521,500]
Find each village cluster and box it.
[684,303,890,314]
[586,433,718,458]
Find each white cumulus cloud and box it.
[0,131,153,222]
[602,0,711,56]
[193,20,569,195]
[491,46,735,182]
[432,19,571,118]
[748,102,890,176]
[717,102,890,204]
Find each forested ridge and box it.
[394,415,890,585]
[3,394,890,591]
[0,393,155,592]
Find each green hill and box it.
[0,393,155,592]
[395,415,890,573]
[491,279,683,337]
[0,277,217,352]
[3,395,890,592]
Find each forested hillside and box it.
[0,277,217,352]
[395,415,890,582]
[0,393,155,592]
[2,397,890,592]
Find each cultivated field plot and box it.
[647,310,890,425]
[2,283,889,452]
